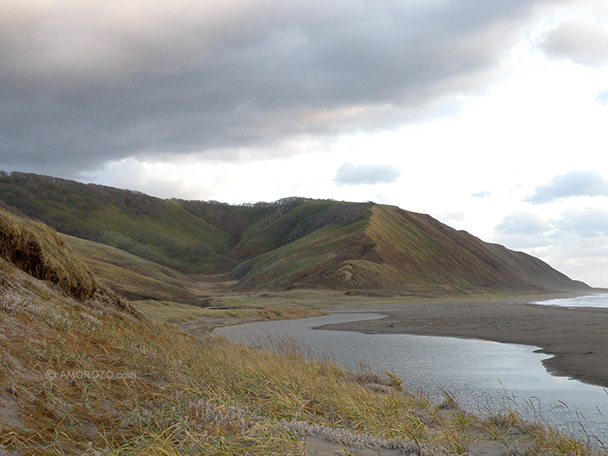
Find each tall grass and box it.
[0,206,98,299]
[2,273,605,455]
[1,204,604,455]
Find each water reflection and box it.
[215,312,608,444]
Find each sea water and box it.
[215,313,608,446]
[534,293,608,308]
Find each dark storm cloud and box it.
[525,170,608,204]
[334,162,400,186]
[539,22,608,67]
[1,0,556,174]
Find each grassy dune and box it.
[0,205,99,300]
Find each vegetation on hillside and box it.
[0,172,237,273]
[358,205,588,293]
[0,207,602,455]
[0,172,589,300]
[60,234,202,302]
[0,205,100,301]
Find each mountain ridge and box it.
[0,171,589,297]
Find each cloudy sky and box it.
[2,0,608,287]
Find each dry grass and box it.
[1,265,603,455]
[0,207,604,456]
[133,299,327,336]
[0,206,98,300]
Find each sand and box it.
[320,296,608,388]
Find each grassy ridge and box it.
[0,172,589,297]
[232,204,589,294]
[234,217,373,289]
[364,205,586,293]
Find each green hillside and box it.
[233,215,373,289]
[232,204,587,294]
[0,172,237,273]
[358,205,585,293]
[0,171,589,297]
[228,199,371,260]
[60,234,200,302]
[2,181,597,456]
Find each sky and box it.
[2,0,608,287]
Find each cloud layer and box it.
[539,21,608,67]
[495,212,550,235]
[493,206,608,286]
[525,170,608,203]
[0,0,555,175]
[334,162,400,186]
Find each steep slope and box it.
[229,199,371,260]
[175,198,278,239]
[175,197,371,260]
[236,205,588,294]
[177,198,375,290]
[233,214,374,289]
[356,205,586,293]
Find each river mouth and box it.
[215,312,608,446]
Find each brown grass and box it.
[133,299,326,333]
[0,206,98,299]
[0,205,604,456]
[1,266,604,455]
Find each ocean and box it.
[534,293,608,308]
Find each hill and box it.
[0,172,237,273]
[0,171,589,297]
[0,203,600,456]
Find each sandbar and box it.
[319,296,608,388]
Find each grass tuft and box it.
[0,206,98,300]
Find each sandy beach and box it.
[320,296,608,388]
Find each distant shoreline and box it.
[318,294,608,388]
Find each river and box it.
[215,311,608,446]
